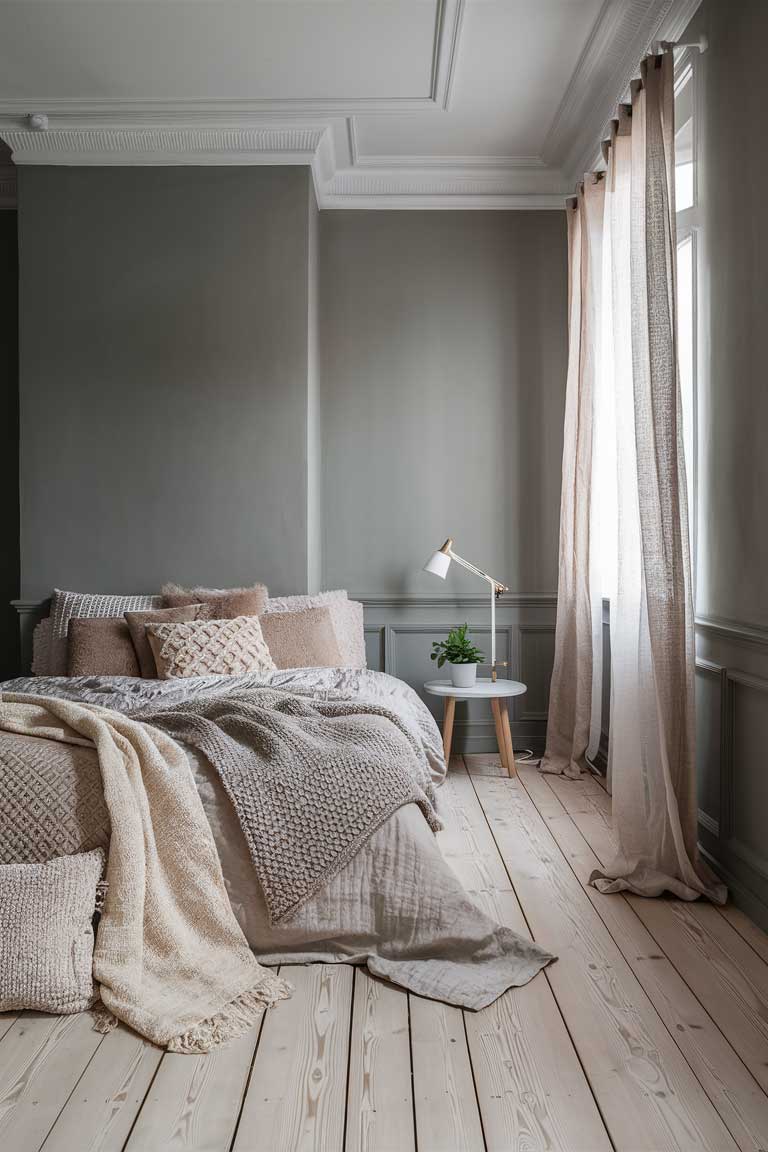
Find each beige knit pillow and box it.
[125,604,211,678]
[0,849,104,1013]
[146,615,276,680]
[260,606,343,669]
[67,617,141,678]
[161,582,268,619]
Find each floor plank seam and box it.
[36,1027,108,1152]
[227,965,275,1152]
[460,1005,488,1152]
[119,1042,167,1152]
[461,759,618,1152]
[535,769,768,1102]
[341,965,357,1152]
[522,768,768,1150]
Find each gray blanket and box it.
[138,687,440,922]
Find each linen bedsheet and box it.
[1,668,554,1008]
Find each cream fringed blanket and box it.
[0,695,291,1052]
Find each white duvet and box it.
[2,668,553,1008]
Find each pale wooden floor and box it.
[3,757,768,1152]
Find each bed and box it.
[1,661,552,1015]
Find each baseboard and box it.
[699,844,768,935]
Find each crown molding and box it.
[543,0,703,186]
[0,118,568,209]
[0,124,327,167]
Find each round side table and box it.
[424,678,526,777]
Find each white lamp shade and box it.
[423,549,451,579]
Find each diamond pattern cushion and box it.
[146,615,277,680]
[0,732,109,864]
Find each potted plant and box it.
[431,624,485,688]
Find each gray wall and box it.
[14,174,567,751]
[18,166,316,601]
[686,0,768,928]
[0,209,18,678]
[320,211,567,596]
[320,211,566,751]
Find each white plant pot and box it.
[449,662,477,689]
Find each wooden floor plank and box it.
[438,766,612,1152]
[547,767,768,1104]
[718,905,768,966]
[519,765,768,1152]
[472,771,739,1151]
[0,1015,19,1045]
[125,1024,260,1152]
[234,964,353,1152]
[0,1012,103,1152]
[346,969,414,1152]
[410,996,485,1152]
[42,1027,163,1152]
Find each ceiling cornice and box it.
[2,0,702,211]
[0,118,569,210]
[542,0,703,186]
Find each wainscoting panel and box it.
[695,616,768,932]
[360,594,557,755]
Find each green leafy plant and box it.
[430,623,485,669]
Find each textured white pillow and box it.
[265,589,348,614]
[264,591,366,669]
[0,849,104,1013]
[146,615,277,680]
[47,589,163,676]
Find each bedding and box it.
[162,581,268,618]
[67,617,141,678]
[260,605,342,669]
[0,848,104,1014]
[0,695,289,1051]
[264,591,366,668]
[0,668,554,1009]
[48,589,162,676]
[125,603,210,678]
[146,615,276,679]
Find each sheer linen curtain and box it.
[542,53,725,903]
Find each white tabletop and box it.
[424,678,526,699]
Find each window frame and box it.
[674,48,701,596]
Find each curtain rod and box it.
[654,33,708,54]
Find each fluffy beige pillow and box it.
[264,591,366,668]
[161,582,268,619]
[0,849,104,1013]
[125,604,211,678]
[146,615,276,680]
[67,617,141,678]
[260,606,343,669]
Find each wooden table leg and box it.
[442,696,456,764]
[491,697,510,775]
[500,703,517,777]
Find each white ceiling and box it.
[0,0,701,209]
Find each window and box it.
[674,52,700,580]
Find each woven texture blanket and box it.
[0,695,290,1052]
[139,687,441,923]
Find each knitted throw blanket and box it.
[0,695,290,1052]
[140,687,441,923]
